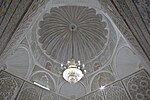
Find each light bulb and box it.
[78,61,81,65]
[67,61,70,63]
[82,64,85,68]
[84,70,86,74]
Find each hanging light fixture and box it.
[61,24,86,84]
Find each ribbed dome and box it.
[38,6,108,63]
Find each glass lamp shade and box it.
[63,68,84,84]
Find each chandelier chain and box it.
[71,27,74,59]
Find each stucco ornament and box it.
[38,6,108,63]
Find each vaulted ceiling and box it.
[0,0,149,99]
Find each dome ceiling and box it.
[27,5,118,75]
[38,6,108,64]
[0,0,149,99]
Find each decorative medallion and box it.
[127,76,150,100]
[38,6,108,63]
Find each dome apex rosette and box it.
[38,6,108,63]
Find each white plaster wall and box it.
[115,46,140,79]
[5,48,29,79]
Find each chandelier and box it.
[61,24,86,84]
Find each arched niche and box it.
[115,46,140,79]
[91,71,115,91]
[5,48,29,79]
[59,81,86,99]
[30,71,55,92]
